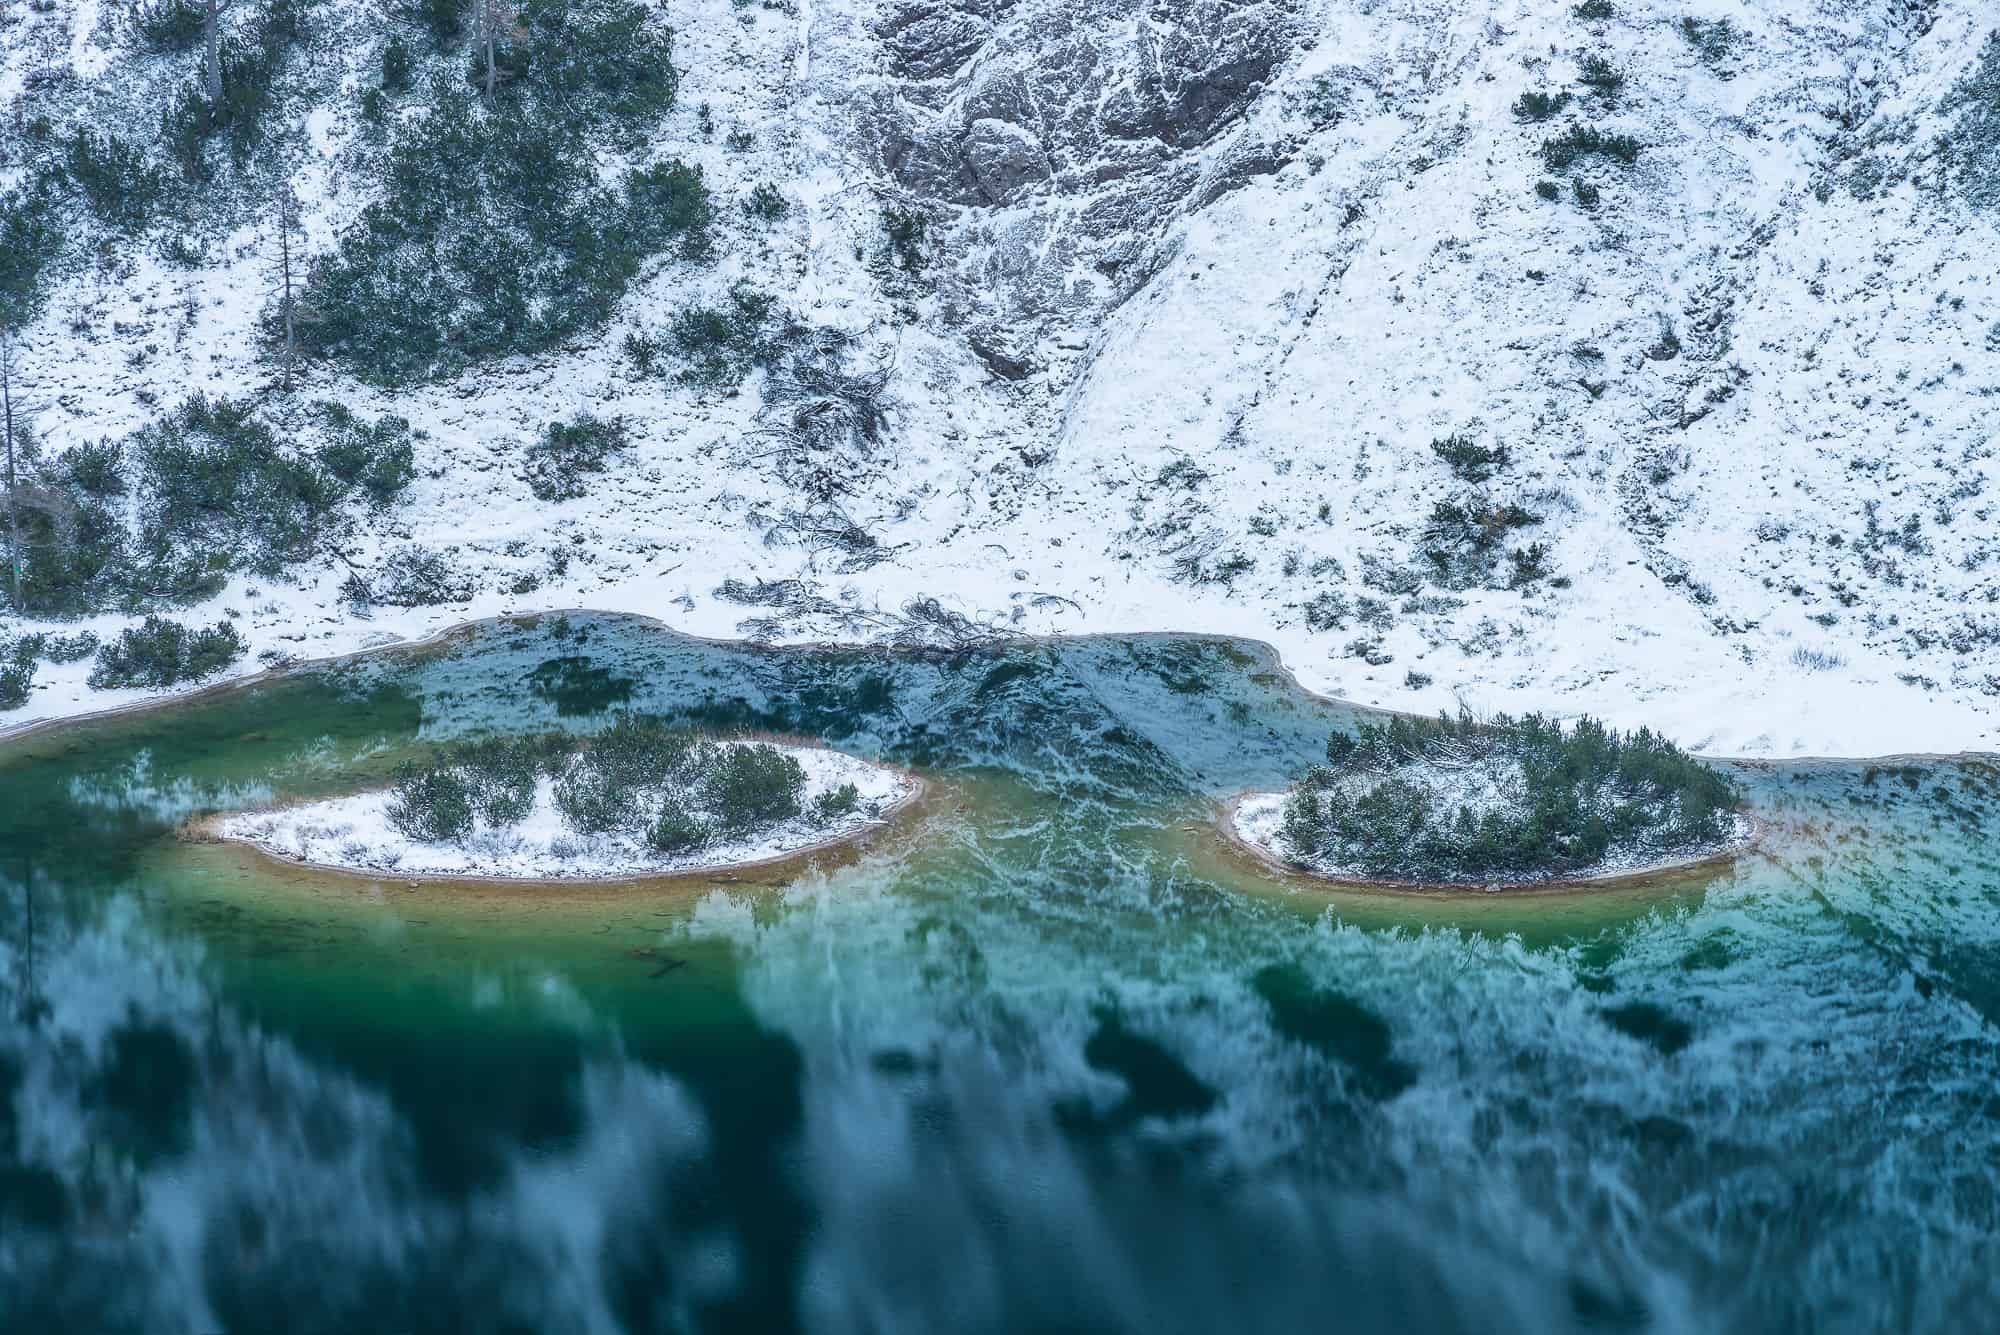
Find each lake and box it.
[2,614,1996,1333]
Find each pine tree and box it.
[266,182,308,390]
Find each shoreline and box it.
[4,608,1996,765]
[1215,790,1765,896]
[184,754,929,889]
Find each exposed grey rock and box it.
[877,9,993,82]
[961,118,1052,203]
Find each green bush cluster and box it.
[1540,125,1642,172]
[129,0,206,52]
[523,413,629,501]
[384,716,850,853]
[11,630,100,664]
[300,0,700,383]
[312,401,418,506]
[744,183,788,221]
[0,181,62,331]
[133,395,416,595]
[61,130,166,232]
[1420,497,1543,590]
[664,283,780,386]
[1942,33,2000,211]
[1429,434,1509,483]
[0,639,38,710]
[474,0,679,129]
[157,0,319,186]
[1678,17,1739,68]
[1512,91,1572,122]
[298,92,709,382]
[1576,54,1625,99]
[87,616,246,689]
[2,437,132,617]
[1279,710,1741,881]
[3,398,416,617]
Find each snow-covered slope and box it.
[3,0,1999,758]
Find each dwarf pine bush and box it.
[383,716,820,852]
[0,640,35,710]
[87,617,246,689]
[299,1,704,383]
[1430,435,1510,483]
[524,414,630,501]
[1540,125,1642,172]
[1279,711,1740,881]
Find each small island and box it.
[1231,710,1749,887]
[213,715,915,881]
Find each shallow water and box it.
[1,614,1996,1334]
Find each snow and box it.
[4,0,2000,762]
[212,745,913,881]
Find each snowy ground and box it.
[3,1,2000,760]
[1229,787,1756,888]
[211,746,913,880]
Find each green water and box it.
[1,615,1997,1333]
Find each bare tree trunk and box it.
[481,1,497,98]
[2,331,18,609]
[279,197,296,390]
[204,0,224,106]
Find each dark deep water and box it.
[1,614,1997,1333]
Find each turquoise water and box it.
[1,614,1996,1333]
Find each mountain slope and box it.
[1,0,1997,756]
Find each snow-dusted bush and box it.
[3,398,413,618]
[1430,435,1510,484]
[744,182,788,221]
[385,765,477,842]
[0,642,34,710]
[128,0,205,52]
[1277,711,1741,882]
[659,282,777,387]
[61,130,165,233]
[385,716,813,851]
[479,0,680,131]
[523,413,629,501]
[135,394,417,591]
[2,439,131,618]
[1512,91,1572,122]
[1419,497,1544,591]
[87,616,245,689]
[810,782,861,823]
[1943,32,2000,211]
[310,402,417,508]
[1678,17,1741,70]
[1539,125,1642,173]
[369,545,477,607]
[298,0,700,383]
